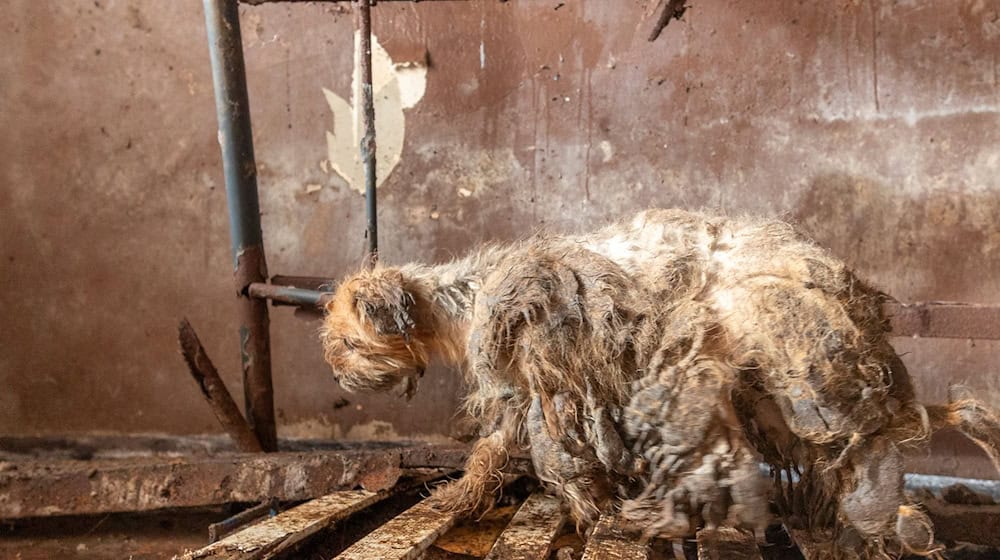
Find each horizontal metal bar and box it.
[251,279,1000,340]
[248,282,331,308]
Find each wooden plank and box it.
[484,493,565,560]
[0,444,472,519]
[177,490,379,560]
[924,502,1000,548]
[695,527,762,560]
[581,515,650,560]
[884,302,1000,340]
[334,499,457,560]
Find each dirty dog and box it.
[321,209,1000,558]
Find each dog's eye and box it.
[342,338,356,351]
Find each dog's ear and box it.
[353,269,416,336]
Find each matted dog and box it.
[320,209,1000,558]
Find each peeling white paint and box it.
[599,140,614,163]
[324,34,427,194]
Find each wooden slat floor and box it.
[175,489,1000,560]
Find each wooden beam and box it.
[581,515,650,560]
[924,502,1000,548]
[484,493,565,560]
[0,444,471,519]
[180,491,381,560]
[334,498,457,560]
[695,527,762,560]
[885,302,1000,340]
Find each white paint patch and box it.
[599,140,614,163]
[480,42,486,70]
[394,62,427,110]
[324,34,427,194]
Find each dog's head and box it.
[320,268,429,398]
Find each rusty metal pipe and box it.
[249,282,332,308]
[178,319,264,454]
[357,0,378,266]
[203,0,277,451]
[247,280,1000,341]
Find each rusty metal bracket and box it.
[178,319,264,453]
[648,0,689,42]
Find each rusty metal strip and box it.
[695,527,762,560]
[647,0,688,42]
[334,499,457,560]
[180,490,381,560]
[252,281,1000,341]
[0,445,470,519]
[581,515,650,560]
[484,493,565,560]
[178,319,263,453]
[884,301,1000,340]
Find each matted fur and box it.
[320,209,1000,559]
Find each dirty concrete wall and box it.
[2,1,999,472]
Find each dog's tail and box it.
[925,390,1000,474]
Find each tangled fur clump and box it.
[320,209,1000,558]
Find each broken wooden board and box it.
[581,514,650,560]
[334,498,457,560]
[177,490,380,560]
[484,493,565,560]
[0,444,472,519]
[695,527,762,560]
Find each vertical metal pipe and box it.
[203,0,277,452]
[356,0,378,267]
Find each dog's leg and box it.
[837,438,939,557]
[429,411,519,517]
[927,391,1000,474]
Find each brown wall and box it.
[2,1,999,469]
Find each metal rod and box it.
[203,0,277,452]
[246,281,1000,341]
[647,0,688,42]
[178,319,264,454]
[357,0,378,266]
[249,282,332,308]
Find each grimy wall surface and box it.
[3,1,999,471]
